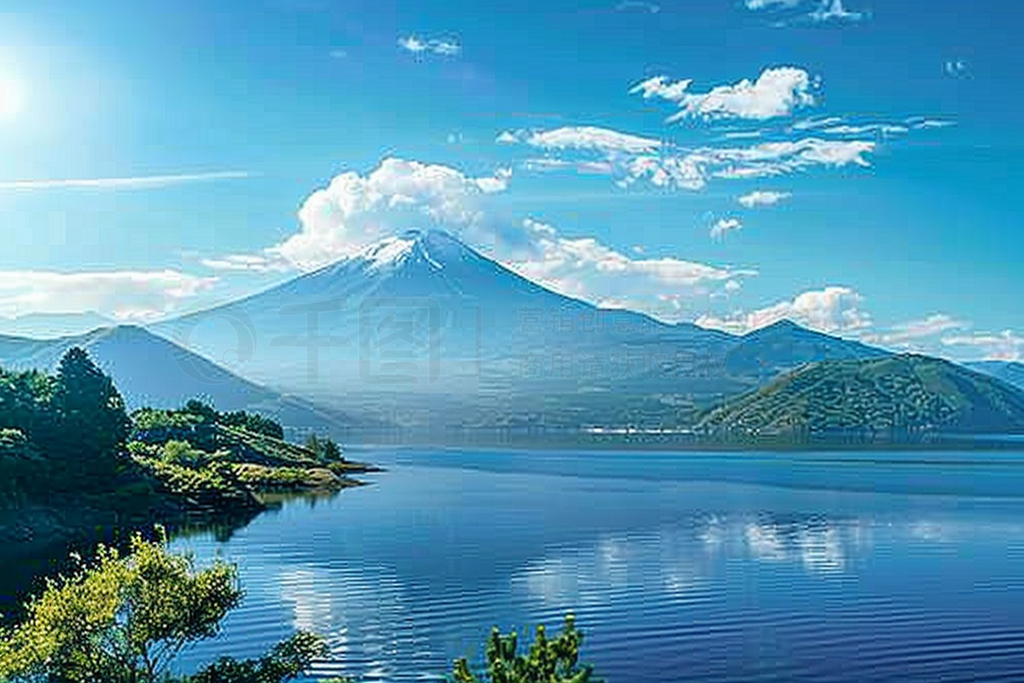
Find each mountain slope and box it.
[698,355,1024,436]
[965,360,1024,392]
[0,326,355,434]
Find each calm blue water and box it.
[172,448,1024,683]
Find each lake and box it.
[171,448,1024,682]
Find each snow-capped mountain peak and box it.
[351,229,470,272]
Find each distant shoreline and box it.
[338,433,1024,454]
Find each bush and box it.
[451,615,598,683]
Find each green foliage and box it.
[137,458,237,499]
[51,348,131,489]
[0,530,328,683]
[0,429,42,504]
[451,615,596,683]
[159,440,229,469]
[0,528,243,683]
[698,354,1024,438]
[183,400,219,424]
[219,411,284,441]
[183,631,328,683]
[132,408,204,431]
[304,434,344,463]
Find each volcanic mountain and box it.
[153,230,889,428]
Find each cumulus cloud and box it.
[710,217,743,240]
[0,270,217,321]
[943,330,1024,362]
[697,286,870,335]
[738,190,791,208]
[508,218,754,319]
[213,157,750,320]
[268,158,513,270]
[632,67,817,121]
[398,35,461,56]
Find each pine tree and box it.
[51,347,130,490]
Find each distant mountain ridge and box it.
[699,355,1024,437]
[0,312,115,339]
[0,325,355,435]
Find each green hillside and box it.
[697,354,1024,438]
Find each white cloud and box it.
[509,218,754,319]
[738,190,791,208]
[200,254,290,273]
[0,270,217,321]
[821,123,908,136]
[721,130,764,140]
[945,59,968,77]
[499,126,663,154]
[0,171,253,191]
[746,0,866,23]
[910,118,957,130]
[630,76,694,102]
[269,158,513,270]
[809,0,865,22]
[616,0,661,12]
[329,49,347,59]
[861,314,969,350]
[227,158,755,321]
[632,67,817,121]
[398,35,461,56]
[710,217,743,240]
[697,286,871,335]
[942,330,1024,362]
[622,137,876,189]
[793,116,845,130]
[745,0,802,7]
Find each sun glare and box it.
[0,77,24,120]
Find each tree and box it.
[51,348,130,488]
[0,528,325,683]
[304,435,343,463]
[183,400,218,424]
[183,632,329,683]
[451,615,597,683]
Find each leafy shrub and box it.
[451,615,598,683]
[0,529,323,683]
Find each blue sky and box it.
[0,0,1021,360]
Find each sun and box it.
[0,77,24,121]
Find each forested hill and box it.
[697,354,1024,437]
